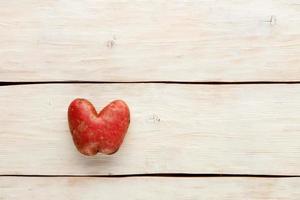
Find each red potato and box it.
[68,99,130,156]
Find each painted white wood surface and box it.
[0,0,300,82]
[2,177,300,199]
[1,84,300,175]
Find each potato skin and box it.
[68,99,130,156]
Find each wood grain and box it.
[0,0,300,82]
[2,177,300,199]
[1,84,300,175]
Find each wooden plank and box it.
[1,177,300,199]
[0,0,300,82]
[1,84,300,175]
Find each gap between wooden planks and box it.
[0,0,299,82]
[2,177,300,199]
[1,83,300,176]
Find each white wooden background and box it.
[1,0,300,199]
